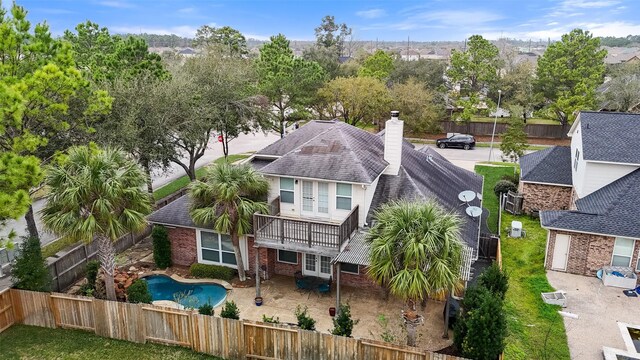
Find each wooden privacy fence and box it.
[47,226,151,292]
[440,121,567,139]
[0,289,467,360]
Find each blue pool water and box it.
[143,275,227,308]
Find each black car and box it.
[436,134,476,150]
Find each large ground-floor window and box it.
[611,237,635,267]
[198,230,236,267]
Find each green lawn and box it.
[42,237,79,258]
[0,325,221,359]
[152,154,250,201]
[500,214,570,360]
[471,116,560,125]
[474,163,519,233]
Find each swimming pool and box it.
[143,274,227,308]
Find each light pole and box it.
[488,89,502,162]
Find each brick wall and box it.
[167,227,197,266]
[521,182,572,213]
[338,265,383,292]
[545,230,639,276]
[274,252,301,277]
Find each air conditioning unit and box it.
[510,221,523,238]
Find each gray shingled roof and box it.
[367,145,484,254]
[541,168,640,238]
[519,146,572,185]
[578,111,640,164]
[258,121,388,183]
[148,195,199,228]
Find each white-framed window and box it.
[611,237,634,267]
[277,250,298,264]
[199,231,237,266]
[280,177,294,204]
[341,263,359,275]
[637,256,640,272]
[336,183,352,210]
[574,149,580,171]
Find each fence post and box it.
[48,294,60,328]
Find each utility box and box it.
[510,221,523,238]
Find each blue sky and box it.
[10,0,640,41]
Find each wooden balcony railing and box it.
[253,205,359,249]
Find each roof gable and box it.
[577,111,640,164]
[258,121,388,183]
[541,168,640,238]
[519,146,572,185]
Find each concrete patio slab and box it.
[547,270,640,359]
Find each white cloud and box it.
[37,8,76,15]
[111,25,202,38]
[356,9,386,19]
[242,33,271,41]
[97,1,135,9]
[561,0,621,8]
[362,9,503,31]
[177,7,195,14]
[482,20,640,40]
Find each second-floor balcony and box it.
[253,199,359,251]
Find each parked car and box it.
[436,134,476,150]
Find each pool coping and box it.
[139,270,234,291]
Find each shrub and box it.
[294,305,316,331]
[220,301,240,319]
[461,288,507,360]
[331,303,358,337]
[152,225,172,269]
[190,263,235,281]
[477,263,509,300]
[126,280,152,304]
[262,314,280,324]
[198,303,214,316]
[85,260,100,289]
[11,236,51,292]
[493,180,517,198]
[500,173,520,186]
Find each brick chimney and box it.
[383,111,404,176]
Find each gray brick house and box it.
[519,112,640,282]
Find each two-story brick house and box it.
[148,112,484,294]
[519,112,640,281]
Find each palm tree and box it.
[189,162,269,282]
[42,146,152,301]
[367,200,464,347]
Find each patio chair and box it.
[317,277,332,296]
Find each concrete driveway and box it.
[547,271,640,359]
[415,144,513,171]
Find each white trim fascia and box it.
[567,115,581,137]
[258,173,372,186]
[148,221,199,230]
[541,226,639,240]
[520,180,573,188]
[544,230,550,268]
[584,159,640,167]
[253,154,280,160]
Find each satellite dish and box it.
[458,190,476,203]
[466,206,482,218]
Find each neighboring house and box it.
[148,113,486,294]
[519,112,640,281]
[177,48,197,57]
[518,146,573,213]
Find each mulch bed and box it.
[436,344,462,356]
